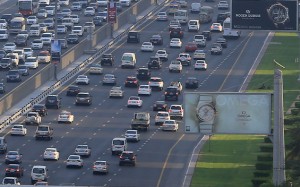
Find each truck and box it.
[131,112,150,131]
[25,112,41,125]
[35,125,53,140]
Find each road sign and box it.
[108,2,117,23]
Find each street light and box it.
[53,0,59,81]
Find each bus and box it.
[222,17,241,39]
[174,9,188,24]
[18,0,39,16]
[9,17,26,34]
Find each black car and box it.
[93,16,103,26]
[6,70,21,82]
[185,77,199,89]
[170,27,184,39]
[0,50,6,59]
[153,101,168,111]
[100,54,114,66]
[125,76,139,87]
[14,34,28,47]
[148,57,162,69]
[119,151,136,166]
[216,37,227,48]
[45,95,61,109]
[127,31,140,43]
[202,31,212,41]
[67,34,79,44]
[150,34,163,45]
[5,164,24,177]
[58,39,68,49]
[17,65,29,76]
[66,85,81,96]
[0,83,5,94]
[32,104,48,116]
[1,14,13,24]
[164,87,179,101]
[136,67,151,80]
[75,92,92,106]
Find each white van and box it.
[31,165,48,184]
[190,3,201,13]
[121,53,136,69]
[111,138,127,155]
[188,20,200,32]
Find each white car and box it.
[71,26,84,36]
[0,29,8,41]
[2,177,20,185]
[89,63,103,74]
[66,155,83,168]
[0,19,8,29]
[84,7,96,16]
[10,124,27,136]
[61,8,72,17]
[141,42,154,52]
[98,0,108,7]
[155,49,168,61]
[3,42,16,53]
[149,77,164,91]
[109,86,124,98]
[156,11,168,21]
[57,25,67,34]
[26,16,38,25]
[194,60,207,70]
[23,48,33,58]
[138,85,152,95]
[155,111,170,125]
[170,38,182,48]
[70,14,80,24]
[193,49,206,60]
[43,148,60,161]
[127,96,143,108]
[31,39,43,50]
[45,6,55,16]
[210,23,223,32]
[37,9,47,18]
[76,75,90,85]
[39,23,48,33]
[25,57,38,69]
[162,120,179,131]
[169,60,182,73]
[125,130,140,142]
[218,1,229,9]
[74,145,91,157]
[58,111,74,123]
[120,0,131,7]
[40,32,54,45]
[169,104,184,119]
[93,161,109,174]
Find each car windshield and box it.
[69,155,80,159]
[157,113,168,117]
[129,97,139,100]
[77,93,89,97]
[13,125,22,129]
[33,105,44,109]
[122,56,133,61]
[77,145,88,149]
[3,178,16,184]
[7,151,18,155]
[33,168,45,174]
[113,140,124,145]
[171,106,182,110]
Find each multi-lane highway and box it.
[0,0,271,186]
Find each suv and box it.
[136,67,151,80]
[100,54,114,66]
[127,31,140,43]
[31,165,48,184]
[6,70,21,82]
[32,104,48,116]
[125,76,139,87]
[170,27,183,39]
[164,87,179,101]
[149,77,164,91]
[0,137,7,154]
[14,34,28,47]
[0,58,12,70]
[75,92,92,105]
[35,125,53,140]
[45,95,61,109]
[169,105,184,119]
[147,56,162,69]
[119,151,137,166]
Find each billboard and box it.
[184,93,272,134]
[231,0,298,31]
[51,39,61,64]
[108,2,117,23]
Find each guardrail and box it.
[0,0,169,131]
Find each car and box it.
[210,43,223,55]
[93,161,109,174]
[148,56,162,69]
[155,50,168,61]
[58,111,74,123]
[164,86,179,101]
[71,26,84,36]
[1,14,13,24]
[37,50,51,64]
[185,77,199,89]
[3,42,17,53]
[155,111,170,125]
[84,7,95,16]
[125,76,139,87]
[156,11,168,21]
[218,1,229,9]
[75,75,90,85]
[185,42,198,52]
[121,53,136,69]
[66,34,79,44]
[89,63,103,74]
[6,70,22,82]
[10,124,27,136]
[96,11,107,22]
[35,181,49,186]
[188,19,200,32]
[31,39,43,50]
[57,25,67,34]
[89,2,99,11]
[102,74,117,85]
[45,94,61,109]
[149,77,164,91]
[5,151,22,164]
[169,38,182,48]
[150,34,163,45]
[127,31,140,43]
[199,12,212,23]
[109,86,124,98]
[71,2,82,11]
[43,148,60,161]
[98,0,108,7]
[170,27,183,39]
[70,14,80,24]
[127,96,143,108]
[125,130,140,142]
[39,23,48,33]
[0,50,6,59]
[66,85,81,96]
[169,104,184,119]
[210,23,223,32]
[30,165,48,184]
[45,5,55,16]
[169,81,183,93]
[93,16,103,26]
[61,8,72,17]
[43,18,54,29]
[120,0,131,7]
[162,120,179,131]
[136,67,151,80]
[217,12,230,24]
[2,177,20,185]
[0,19,8,29]
[216,37,227,48]
[40,32,54,45]
[58,39,68,49]
[169,60,182,73]
[194,60,207,70]
[153,101,168,111]
[75,92,92,106]
[75,145,91,157]
[0,137,7,154]
[193,49,206,60]
[32,104,48,116]
[37,9,47,18]
[169,20,180,31]
[138,85,152,96]
[141,42,154,52]
[24,57,38,69]
[0,83,5,94]
[5,164,24,177]
[194,34,206,47]
[202,31,212,41]
[100,54,114,66]
[14,34,28,47]
[119,151,136,166]
[66,155,83,168]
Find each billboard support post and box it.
[273,69,286,186]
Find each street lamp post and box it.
[53,0,59,81]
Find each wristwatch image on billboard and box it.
[266,2,290,29]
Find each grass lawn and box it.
[190,32,300,187]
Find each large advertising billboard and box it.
[184,93,272,134]
[108,2,117,23]
[231,0,298,31]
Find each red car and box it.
[185,42,198,52]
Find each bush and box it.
[255,162,273,170]
[251,178,268,187]
[257,154,273,162]
[291,109,299,115]
[295,101,300,108]
[253,170,270,178]
[264,136,272,143]
[260,144,273,152]
[284,115,300,125]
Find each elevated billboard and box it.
[184,92,272,134]
[231,0,298,31]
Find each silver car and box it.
[92,161,109,174]
[102,74,117,85]
[74,145,91,157]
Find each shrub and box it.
[295,101,300,108]
[260,144,273,152]
[251,178,268,187]
[255,162,273,170]
[264,136,272,143]
[284,115,300,125]
[257,154,273,162]
[253,170,270,178]
[291,109,299,115]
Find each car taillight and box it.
[169,109,172,113]
[5,168,9,171]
